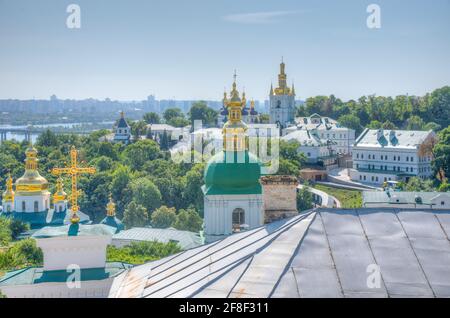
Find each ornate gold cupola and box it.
[274,58,295,96]
[15,144,49,195]
[2,173,14,203]
[106,194,116,217]
[53,177,67,203]
[222,71,248,152]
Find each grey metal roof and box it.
[354,128,434,149]
[363,191,450,206]
[281,130,328,147]
[109,208,450,298]
[112,227,203,250]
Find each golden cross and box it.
[51,146,96,223]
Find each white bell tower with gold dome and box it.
[269,59,296,129]
[14,145,51,213]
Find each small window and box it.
[34,201,39,212]
[22,201,26,212]
[232,208,245,232]
[441,201,445,206]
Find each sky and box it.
[0,0,449,101]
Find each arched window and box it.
[232,208,245,232]
[59,206,63,212]
[34,201,39,212]
[6,205,11,212]
[22,201,26,212]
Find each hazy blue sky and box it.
[0,0,449,101]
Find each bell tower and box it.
[269,58,296,129]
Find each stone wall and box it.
[260,175,298,223]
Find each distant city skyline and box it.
[0,0,449,101]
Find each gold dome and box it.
[53,177,67,202]
[106,194,116,217]
[15,145,49,195]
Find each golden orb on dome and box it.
[15,145,49,195]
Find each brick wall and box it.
[260,176,298,223]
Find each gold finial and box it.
[25,143,38,170]
[250,100,255,109]
[280,57,285,73]
[222,72,248,152]
[3,172,14,202]
[53,177,66,202]
[275,59,288,94]
[291,82,296,96]
[270,83,274,96]
[51,146,96,224]
[106,193,116,217]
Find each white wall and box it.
[14,193,50,213]
[37,235,112,271]
[204,194,263,241]
[1,278,114,298]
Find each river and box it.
[0,121,114,143]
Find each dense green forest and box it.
[297,86,450,134]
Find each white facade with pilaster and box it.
[204,194,264,242]
[350,129,436,185]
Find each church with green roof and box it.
[202,74,264,243]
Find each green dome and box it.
[203,150,262,195]
[100,216,124,233]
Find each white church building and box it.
[203,75,264,243]
[286,113,356,155]
[349,128,436,185]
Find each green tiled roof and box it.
[100,216,124,233]
[0,209,90,230]
[0,262,133,286]
[32,223,117,239]
[112,227,203,250]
